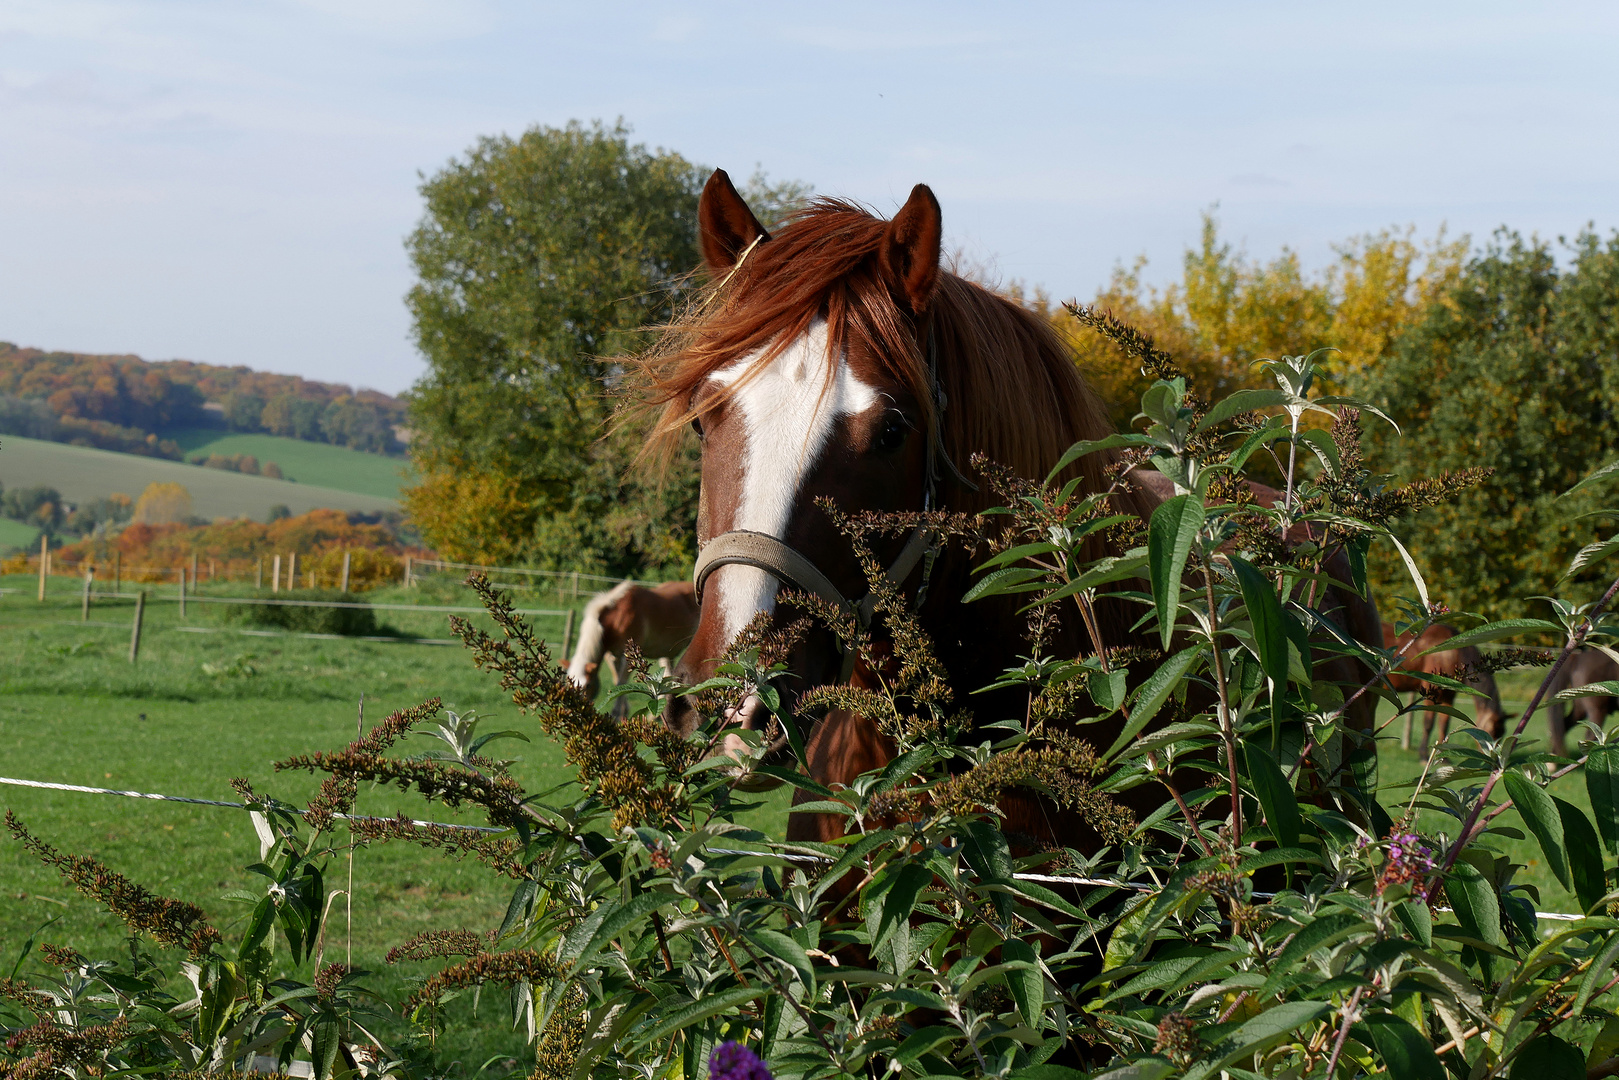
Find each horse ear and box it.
[699,169,771,272]
[880,184,942,314]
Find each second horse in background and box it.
[566,581,700,716]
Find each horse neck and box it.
[567,585,631,680]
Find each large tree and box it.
[1353,229,1619,618]
[403,120,804,574]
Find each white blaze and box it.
[706,319,878,643]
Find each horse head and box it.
[661,169,948,742]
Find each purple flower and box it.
[710,1042,773,1080]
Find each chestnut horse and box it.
[647,169,1381,852]
[1381,622,1508,755]
[566,581,699,715]
[1546,649,1619,756]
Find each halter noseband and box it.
[691,320,966,677]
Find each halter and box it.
[690,319,967,680]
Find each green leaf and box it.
[963,566,1048,603]
[1412,619,1563,658]
[564,893,675,972]
[1383,531,1429,612]
[1002,938,1045,1026]
[1565,537,1619,579]
[631,986,765,1049]
[1555,680,1619,701]
[1045,433,1154,483]
[1554,796,1606,913]
[1103,646,1201,760]
[1294,428,1342,479]
[1394,899,1432,947]
[747,929,816,993]
[1230,556,1287,687]
[1258,913,1367,998]
[1243,742,1302,848]
[894,1024,958,1065]
[1575,931,1619,1019]
[1563,458,1619,498]
[1503,772,1570,889]
[1509,1035,1585,1080]
[1148,494,1205,650]
[872,861,932,953]
[1194,388,1294,433]
[1184,1001,1330,1080]
[1444,861,1504,947]
[1588,744,1619,856]
[1358,1014,1445,1080]
[1089,668,1128,713]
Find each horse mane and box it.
[640,197,1151,517]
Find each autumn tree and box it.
[403,120,805,574]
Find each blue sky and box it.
[2,1,1616,395]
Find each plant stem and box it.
[1323,985,1365,1077]
[1203,564,1242,844]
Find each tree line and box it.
[0,343,408,457]
[402,120,1619,619]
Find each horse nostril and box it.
[662,693,701,738]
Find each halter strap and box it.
[692,527,933,625]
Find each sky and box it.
[2,2,1617,396]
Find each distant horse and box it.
[642,170,1381,853]
[566,581,699,716]
[1546,649,1619,756]
[1382,622,1508,754]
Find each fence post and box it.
[178,567,186,620]
[273,555,281,592]
[209,558,216,583]
[288,552,297,591]
[340,550,351,593]
[405,555,413,588]
[128,591,146,662]
[114,551,121,594]
[256,556,263,590]
[571,571,579,601]
[82,565,94,622]
[562,608,576,659]
[37,534,47,602]
[190,553,198,593]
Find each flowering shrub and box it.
[6,344,1619,1080]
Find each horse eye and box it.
[690,416,705,440]
[875,412,909,453]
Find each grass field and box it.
[0,435,398,521]
[0,576,790,1074]
[0,516,39,552]
[168,429,415,502]
[0,574,1597,1072]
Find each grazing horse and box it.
[1546,649,1619,756]
[1381,622,1508,755]
[566,581,699,715]
[645,169,1380,853]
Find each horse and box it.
[565,581,700,716]
[643,169,1381,854]
[1381,622,1508,755]
[1546,649,1619,756]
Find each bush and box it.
[9,349,1619,1080]
[218,587,377,636]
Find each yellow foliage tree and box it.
[402,466,535,566]
[131,482,193,525]
[1047,212,1467,421]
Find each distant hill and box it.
[0,341,410,458]
[170,430,414,501]
[0,435,398,525]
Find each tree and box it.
[133,482,194,526]
[223,391,265,431]
[1353,229,1619,617]
[402,119,804,573]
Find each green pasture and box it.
[0,572,1598,1069]
[168,428,415,502]
[0,435,398,521]
[0,516,39,553]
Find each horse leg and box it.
[1400,703,1412,750]
[1548,699,1568,757]
[1420,705,1434,757]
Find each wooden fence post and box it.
[562,609,576,659]
[128,591,146,662]
[82,566,94,622]
[190,553,198,593]
[273,555,281,592]
[178,567,186,620]
[405,555,413,588]
[570,571,579,601]
[340,550,351,593]
[37,534,47,602]
[288,552,297,591]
